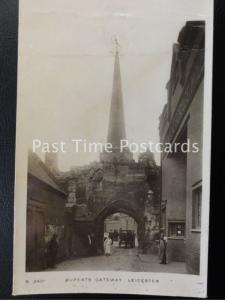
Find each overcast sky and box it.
[18,0,211,171]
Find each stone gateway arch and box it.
[95,199,145,252]
[49,45,160,257]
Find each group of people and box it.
[108,229,119,242]
[118,230,136,248]
[45,231,168,265]
[107,229,136,248]
[104,229,136,256]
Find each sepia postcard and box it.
[13,0,213,297]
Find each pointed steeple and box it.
[100,39,133,164]
[107,42,126,147]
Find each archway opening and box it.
[94,200,145,254]
[104,213,138,249]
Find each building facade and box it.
[26,152,67,271]
[26,46,161,269]
[104,213,138,234]
[159,21,205,274]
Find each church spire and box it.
[100,39,133,164]
[107,39,126,147]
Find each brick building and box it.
[159,21,204,274]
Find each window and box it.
[192,186,202,229]
[168,222,185,237]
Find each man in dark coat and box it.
[159,234,168,264]
[47,234,59,268]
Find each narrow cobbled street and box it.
[54,242,187,274]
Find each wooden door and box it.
[26,198,45,271]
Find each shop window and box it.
[168,222,185,237]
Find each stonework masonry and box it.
[47,47,160,259]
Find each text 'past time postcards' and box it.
[13,0,213,297]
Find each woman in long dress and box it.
[104,236,112,256]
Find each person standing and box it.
[159,233,167,264]
[159,233,164,261]
[90,233,96,255]
[87,233,92,255]
[143,228,151,253]
[47,234,59,268]
[109,230,113,245]
[119,228,123,247]
[104,235,112,256]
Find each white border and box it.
[13,0,214,297]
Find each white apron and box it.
[104,238,112,255]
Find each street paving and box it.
[54,243,187,274]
